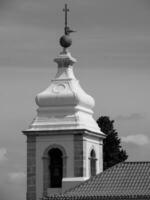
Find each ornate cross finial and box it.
[63,4,69,35]
[60,4,76,49]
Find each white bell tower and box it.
[23,4,105,200]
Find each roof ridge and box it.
[124,161,150,164]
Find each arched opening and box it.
[90,149,96,176]
[48,148,63,188]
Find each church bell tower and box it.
[23,4,105,200]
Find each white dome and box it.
[27,50,103,135]
[35,51,95,110]
[35,78,95,110]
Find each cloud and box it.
[115,113,144,121]
[122,134,150,146]
[8,172,26,183]
[0,148,7,162]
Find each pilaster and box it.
[26,136,36,200]
[74,134,84,177]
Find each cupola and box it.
[26,4,103,134]
[28,47,101,133]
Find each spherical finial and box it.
[59,35,72,48]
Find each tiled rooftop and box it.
[48,162,150,200]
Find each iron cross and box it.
[63,4,69,34]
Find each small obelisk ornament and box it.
[59,3,76,49]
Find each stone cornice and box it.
[22,129,105,139]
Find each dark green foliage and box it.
[97,116,128,170]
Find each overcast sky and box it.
[0,1,150,200]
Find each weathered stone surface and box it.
[27,192,36,200]
[27,135,36,200]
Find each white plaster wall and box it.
[83,136,103,178]
[36,134,74,200]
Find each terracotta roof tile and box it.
[47,162,150,200]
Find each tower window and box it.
[90,149,96,176]
[48,148,63,188]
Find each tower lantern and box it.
[23,4,105,200]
